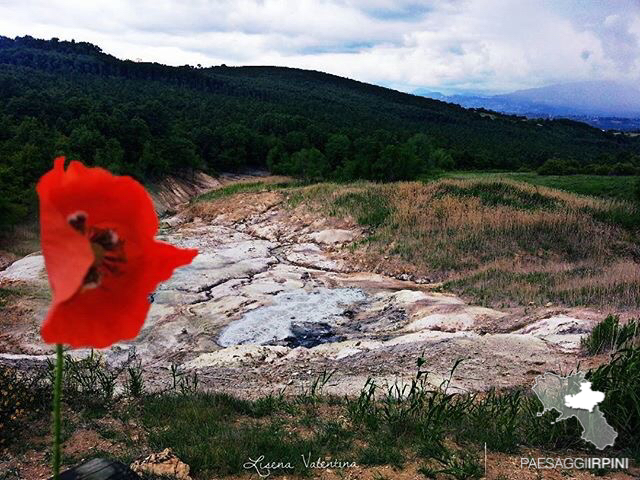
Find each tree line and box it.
[1,35,639,226]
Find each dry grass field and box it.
[288,178,640,308]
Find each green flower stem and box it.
[52,343,63,479]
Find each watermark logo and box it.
[520,457,629,470]
[532,372,617,450]
[243,454,358,478]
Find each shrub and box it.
[593,164,613,175]
[47,349,147,413]
[538,157,580,175]
[53,351,118,410]
[610,162,637,176]
[0,365,49,446]
[332,191,391,228]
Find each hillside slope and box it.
[1,35,639,226]
[287,178,640,308]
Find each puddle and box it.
[285,322,345,348]
[217,287,367,347]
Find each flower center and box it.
[67,211,126,290]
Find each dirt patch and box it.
[187,191,285,224]
[0,251,18,272]
[63,429,121,458]
[0,284,50,355]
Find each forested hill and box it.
[1,35,639,226]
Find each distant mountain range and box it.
[416,81,640,131]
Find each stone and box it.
[309,229,355,244]
[216,287,367,347]
[0,254,46,283]
[514,315,593,351]
[183,345,289,369]
[130,448,192,480]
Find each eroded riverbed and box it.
[0,188,609,397]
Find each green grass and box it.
[332,190,392,228]
[434,180,560,211]
[136,363,595,478]
[0,287,17,309]
[0,284,52,307]
[418,452,484,480]
[581,315,640,355]
[441,172,637,202]
[588,343,640,458]
[6,346,640,477]
[442,267,640,309]
[141,392,356,477]
[0,222,40,257]
[344,361,586,457]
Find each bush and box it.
[538,157,580,175]
[46,349,147,414]
[55,351,119,410]
[583,163,614,175]
[0,365,49,446]
[593,164,613,175]
[610,162,637,176]
[332,191,391,228]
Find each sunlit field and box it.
[443,172,637,202]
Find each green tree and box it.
[94,138,124,172]
[406,133,434,170]
[139,141,169,178]
[0,165,28,228]
[432,148,454,170]
[538,158,580,175]
[284,131,309,153]
[325,133,351,169]
[372,144,420,181]
[164,136,203,172]
[610,162,636,176]
[341,136,377,180]
[266,143,291,174]
[214,123,254,170]
[69,125,105,162]
[291,148,328,181]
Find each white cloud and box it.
[0,0,637,93]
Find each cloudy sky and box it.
[0,0,638,94]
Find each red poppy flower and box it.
[37,157,197,348]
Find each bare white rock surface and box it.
[0,189,602,396]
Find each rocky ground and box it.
[0,179,617,398]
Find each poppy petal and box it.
[37,158,198,348]
[143,241,199,288]
[40,241,196,348]
[37,158,94,303]
[45,160,159,241]
[40,276,151,348]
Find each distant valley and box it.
[417,80,640,131]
